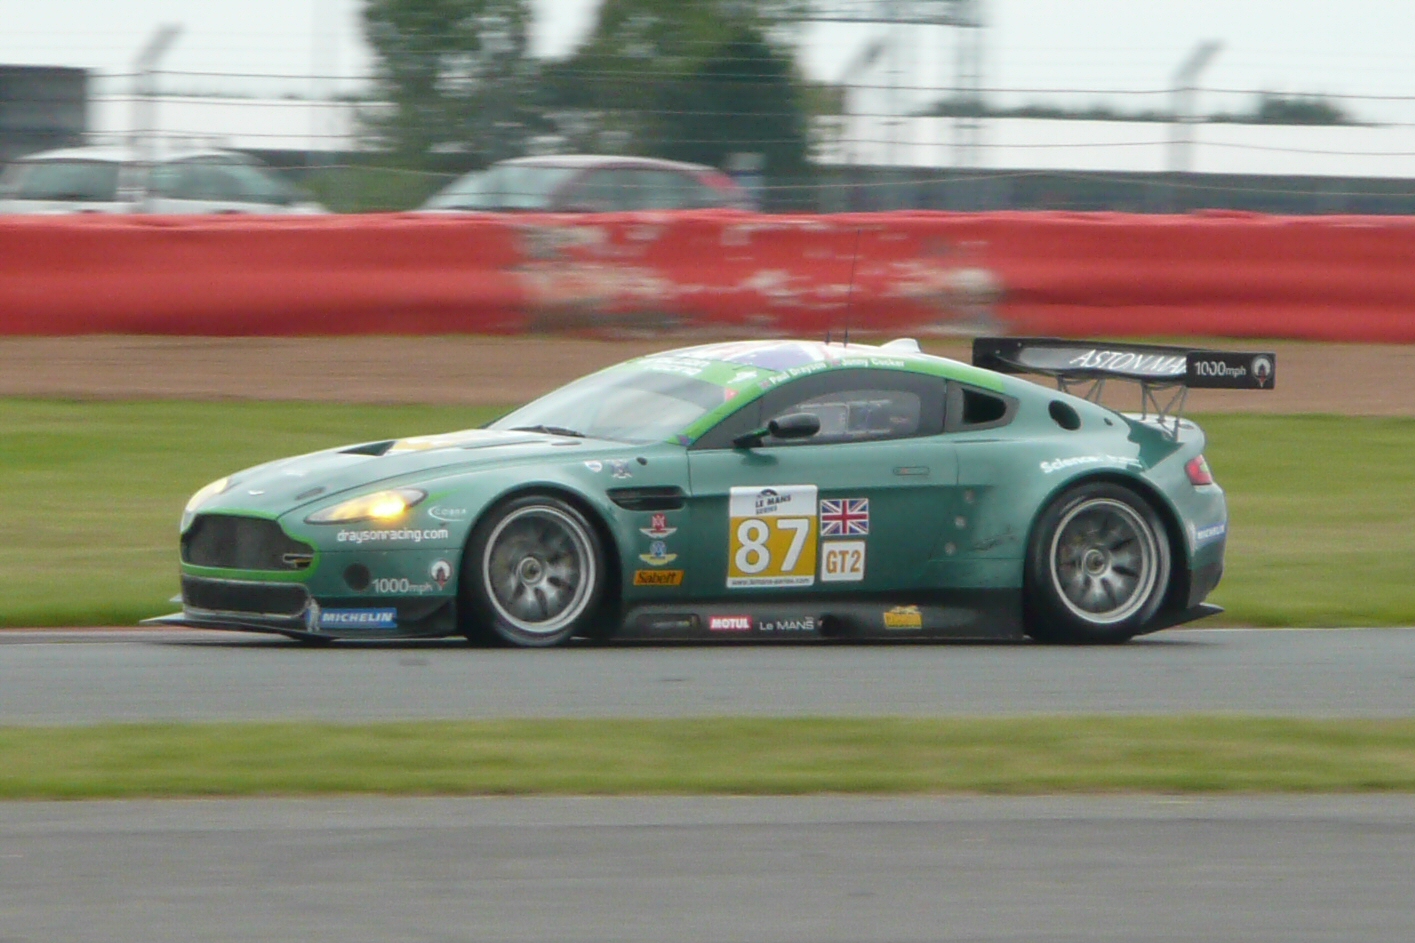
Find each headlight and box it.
[184,476,231,513]
[306,488,426,524]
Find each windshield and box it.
[0,159,119,201]
[488,364,734,444]
[424,164,578,210]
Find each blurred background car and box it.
[419,155,754,213]
[0,145,326,214]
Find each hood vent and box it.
[341,441,395,456]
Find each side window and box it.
[631,169,694,209]
[761,369,946,447]
[945,384,1019,432]
[558,169,625,211]
[146,162,178,196]
[684,178,724,208]
[159,160,223,201]
[770,388,922,444]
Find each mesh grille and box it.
[182,514,313,571]
[181,576,308,617]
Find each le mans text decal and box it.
[727,485,818,588]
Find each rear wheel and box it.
[1024,482,1171,644]
[461,494,606,647]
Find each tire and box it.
[461,494,607,648]
[1024,482,1171,644]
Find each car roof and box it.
[12,144,251,164]
[498,154,721,174]
[636,339,1011,391]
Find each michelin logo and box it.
[1194,522,1227,544]
[319,608,397,629]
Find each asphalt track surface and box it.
[3,627,1415,722]
[3,795,1413,943]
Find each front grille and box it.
[181,576,308,617]
[182,514,313,571]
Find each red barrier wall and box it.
[3,210,1414,341]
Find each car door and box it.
[684,369,959,599]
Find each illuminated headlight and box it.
[184,477,232,513]
[306,488,426,524]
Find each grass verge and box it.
[3,717,1415,799]
[0,399,1411,627]
[1198,414,1415,625]
[0,399,504,627]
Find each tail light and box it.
[1185,455,1215,486]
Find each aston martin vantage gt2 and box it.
[148,337,1274,646]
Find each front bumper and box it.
[143,574,459,639]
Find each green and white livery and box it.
[147,337,1274,646]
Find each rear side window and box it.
[4,160,119,201]
[946,384,1018,432]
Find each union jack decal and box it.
[820,498,869,536]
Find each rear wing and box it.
[972,337,1275,434]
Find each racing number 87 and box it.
[728,516,818,587]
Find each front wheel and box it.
[1024,482,1171,644]
[462,494,607,647]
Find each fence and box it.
[11,67,1415,213]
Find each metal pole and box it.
[132,24,182,213]
[1166,40,1221,211]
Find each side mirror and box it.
[769,413,821,439]
[733,412,821,448]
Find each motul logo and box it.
[708,615,752,632]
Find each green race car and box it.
[146,337,1274,646]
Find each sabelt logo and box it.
[1193,361,1248,379]
[882,605,923,630]
[633,569,684,587]
[708,615,752,632]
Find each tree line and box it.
[361,0,813,184]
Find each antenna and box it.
[842,227,862,347]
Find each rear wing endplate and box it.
[972,337,1276,434]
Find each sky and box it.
[1,0,1413,123]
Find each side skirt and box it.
[617,591,1025,642]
